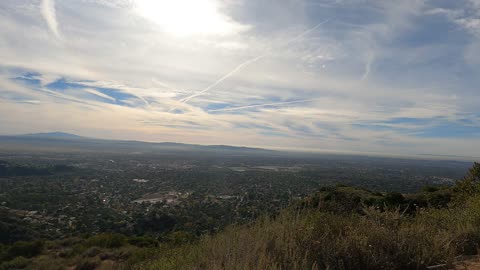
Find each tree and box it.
[453,162,480,203]
[465,162,480,182]
[384,192,405,206]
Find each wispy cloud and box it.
[0,0,479,158]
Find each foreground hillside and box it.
[134,163,480,270]
[1,163,480,270]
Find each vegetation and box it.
[133,162,480,270]
[1,149,479,269]
[0,161,74,177]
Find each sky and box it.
[0,0,479,158]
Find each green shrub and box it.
[75,258,99,270]
[384,192,405,206]
[124,248,159,267]
[57,247,75,258]
[0,244,8,262]
[168,231,195,244]
[30,256,65,270]
[7,241,43,259]
[127,236,158,248]
[84,233,126,249]
[422,186,439,193]
[0,256,29,270]
[82,247,101,258]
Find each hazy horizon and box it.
[1,0,479,158]
[1,130,478,162]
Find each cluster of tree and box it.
[0,160,74,177]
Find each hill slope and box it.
[20,132,85,139]
[0,132,275,155]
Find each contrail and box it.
[172,19,330,110]
[177,55,265,104]
[282,19,330,46]
[361,51,375,81]
[41,0,61,39]
[207,98,318,112]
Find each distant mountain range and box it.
[20,132,85,139]
[0,132,275,155]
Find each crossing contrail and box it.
[282,19,330,46]
[177,55,265,104]
[171,19,330,110]
[207,98,318,112]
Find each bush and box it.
[168,231,195,244]
[0,244,7,262]
[7,241,43,259]
[82,247,101,258]
[127,236,158,248]
[422,186,439,193]
[30,256,65,270]
[384,192,405,206]
[84,233,126,249]
[124,248,159,267]
[57,247,75,258]
[75,258,99,270]
[0,256,29,270]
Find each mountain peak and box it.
[22,132,84,139]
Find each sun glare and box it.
[134,0,243,36]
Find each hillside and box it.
[0,132,275,156]
[20,132,85,140]
[1,163,480,270]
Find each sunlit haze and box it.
[134,0,247,36]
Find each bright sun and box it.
[134,0,244,37]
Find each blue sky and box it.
[0,0,479,158]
